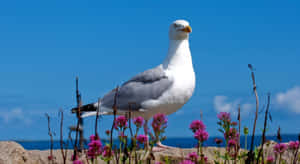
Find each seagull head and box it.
[169,20,192,40]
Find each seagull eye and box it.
[173,24,179,28]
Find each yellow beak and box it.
[181,25,192,33]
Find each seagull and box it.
[71,19,195,148]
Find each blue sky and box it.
[0,0,300,140]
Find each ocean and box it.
[15,134,299,150]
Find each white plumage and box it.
[80,20,195,120]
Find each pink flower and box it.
[288,141,299,150]
[228,139,237,147]
[105,130,110,136]
[187,152,198,161]
[155,162,164,164]
[224,128,238,140]
[189,120,206,132]
[151,113,167,132]
[89,134,99,141]
[214,138,223,145]
[180,159,195,164]
[118,132,127,140]
[137,134,148,144]
[71,154,78,160]
[114,116,128,130]
[194,129,209,142]
[133,116,144,128]
[73,159,83,164]
[48,155,53,160]
[266,156,274,164]
[217,112,231,122]
[231,121,238,126]
[102,145,114,158]
[87,136,102,159]
[273,143,288,154]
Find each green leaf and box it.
[218,128,224,133]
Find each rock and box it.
[0,141,32,164]
[0,141,298,164]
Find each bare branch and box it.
[59,109,67,164]
[45,113,54,164]
[257,93,271,164]
[246,64,260,164]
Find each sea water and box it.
[15,134,298,150]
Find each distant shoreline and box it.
[6,134,298,150]
[5,133,298,142]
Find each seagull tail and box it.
[71,103,98,113]
[71,102,113,118]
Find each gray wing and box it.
[101,65,173,111]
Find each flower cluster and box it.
[228,139,237,148]
[224,128,239,141]
[266,156,274,164]
[133,116,144,128]
[187,152,198,162]
[217,112,231,122]
[87,134,102,159]
[190,119,209,143]
[102,145,114,158]
[137,134,148,145]
[189,120,206,133]
[288,141,299,150]
[73,159,83,164]
[216,111,240,160]
[71,155,83,164]
[151,113,168,132]
[114,116,128,130]
[194,129,209,142]
[273,143,288,154]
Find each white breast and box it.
[139,39,195,119]
[163,66,196,105]
[140,65,195,118]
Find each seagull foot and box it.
[152,146,167,152]
[151,142,176,152]
[157,142,175,149]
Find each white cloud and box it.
[0,108,32,125]
[213,96,254,115]
[175,110,184,115]
[275,86,300,113]
[241,103,254,115]
[214,96,239,113]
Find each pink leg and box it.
[143,120,148,135]
[156,141,174,149]
[143,120,175,152]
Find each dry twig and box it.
[59,110,68,164]
[45,113,54,164]
[73,77,82,160]
[257,93,271,164]
[246,64,260,164]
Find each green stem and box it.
[279,154,282,164]
[245,135,247,150]
[197,140,200,157]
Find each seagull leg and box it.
[152,141,175,152]
[143,119,174,152]
[156,141,171,149]
[143,120,148,136]
[153,132,175,151]
[143,120,149,149]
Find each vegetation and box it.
[44,65,300,164]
